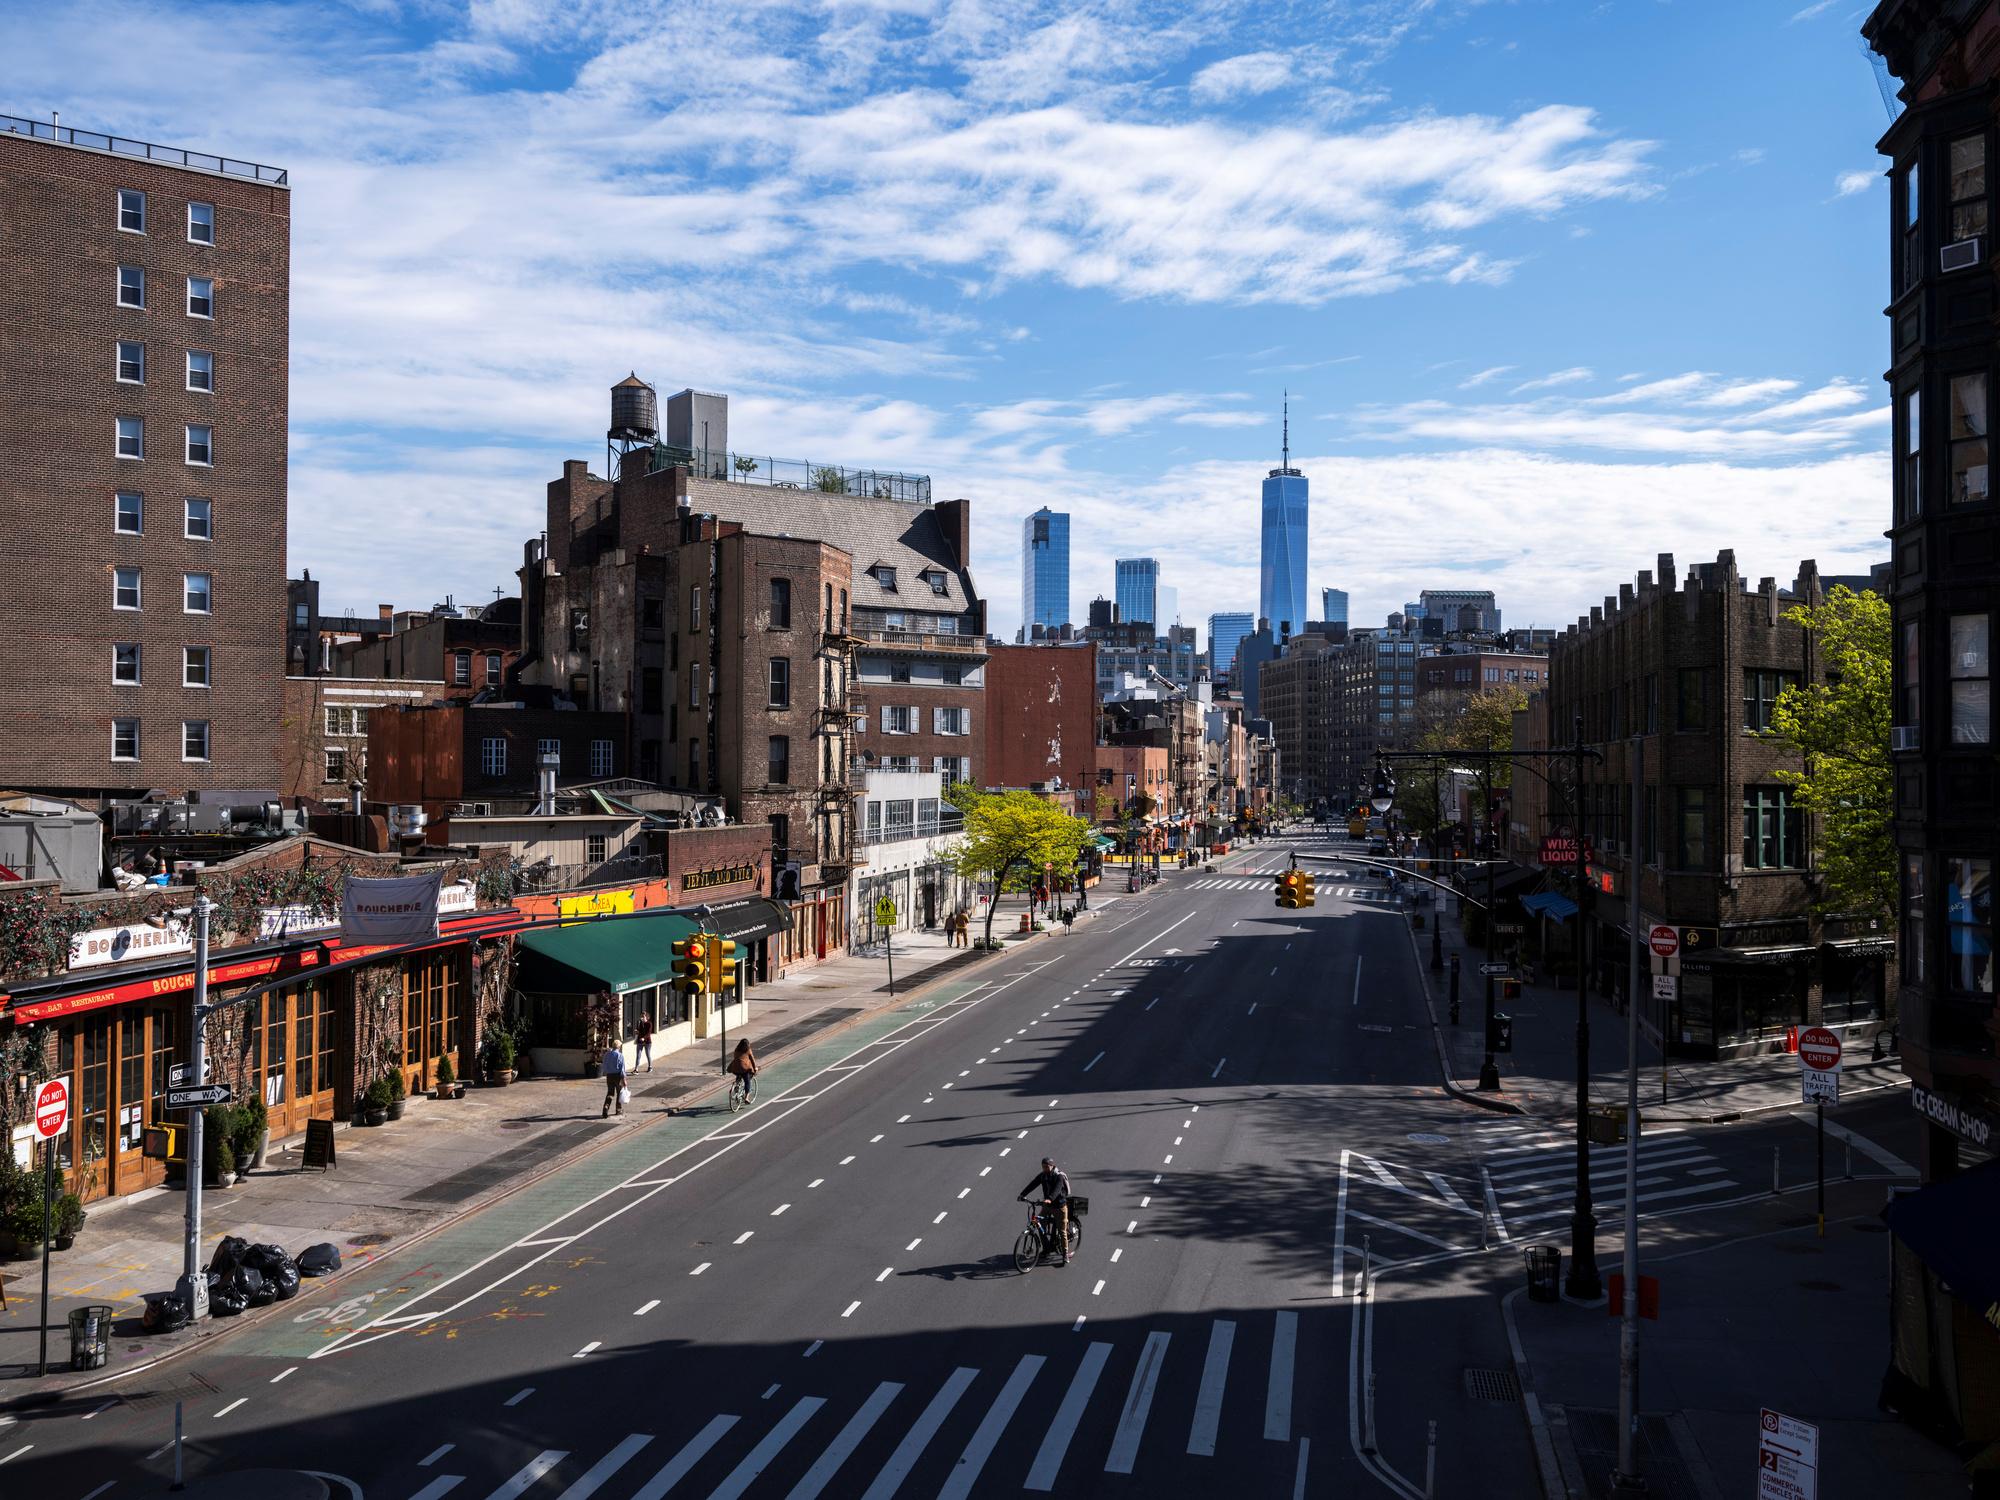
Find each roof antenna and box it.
[1282,389,1289,471]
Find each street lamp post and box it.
[1566,715,1603,1299]
[1429,761,1445,973]
[175,896,215,1323]
[1476,762,1501,1091]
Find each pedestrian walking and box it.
[635,1012,654,1072]
[600,1040,627,1117]
[1061,906,1075,936]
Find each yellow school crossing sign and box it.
[874,896,897,926]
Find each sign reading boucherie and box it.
[339,870,443,943]
[68,920,195,971]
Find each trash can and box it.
[1523,1246,1562,1304]
[69,1303,115,1370]
[1587,1103,1633,1145]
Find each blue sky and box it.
[6,1,1896,641]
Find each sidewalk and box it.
[0,887,1128,1400]
[1504,1178,1968,1499]
[1402,891,1908,1123]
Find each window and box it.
[185,425,212,466]
[923,569,949,596]
[874,565,898,591]
[883,705,914,734]
[689,664,703,708]
[1950,613,1991,743]
[769,657,791,708]
[1644,674,1658,734]
[118,188,146,233]
[114,566,141,610]
[941,664,964,686]
[536,737,560,768]
[186,349,214,393]
[1741,786,1804,870]
[184,497,212,539]
[293,601,309,628]
[183,573,212,613]
[770,577,792,628]
[640,596,663,632]
[865,800,882,839]
[885,799,914,839]
[1742,670,1798,732]
[688,740,699,784]
[480,737,507,776]
[117,264,145,308]
[323,748,346,783]
[1950,134,1988,242]
[1901,388,1922,522]
[187,276,213,319]
[768,735,791,784]
[183,646,211,687]
[116,416,144,459]
[112,719,139,761]
[587,833,608,864]
[641,667,663,714]
[889,660,912,684]
[933,706,968,735]
[182,720,210,762]
[839,588,848,628]
[485,652,502,687]
[188,201,214,245]
[326,707,368,736]
[113,644,141,684]
[1675,787,1707,870]
[1903,854,1927,987]
[453,651,470,685]
[689,585,702,628]
[1948,373,1991,506]
[117,340,145,383]
[590,739,614,778]
[115,491,144,534]
[1945,856,1993,994]
[1901,620,1921,727]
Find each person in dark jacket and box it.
[1017,1157,1072,1265]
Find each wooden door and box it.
[55,1016,114,1200]
[400,958,462,1094]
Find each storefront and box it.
[708,898,793,985]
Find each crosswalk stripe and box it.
[1510,1179,1741,1225]
[1505,1174,1677,1212]
[1265,1312,1296,1442]
[554,1435,652,1500]
[1105,1332,1171,1474]
[785,1384,902,1500]
[630,1416,739,1500]
[1025,1342,1111,1491]
[939,1355,1044,1500]
[709,1398,824,1500]
[1187,1319,1236,1456]
[861,1367,978,1500]
[1492,1152,1709,1192]
[408,1479,464,1500]
[483,1451,566,1500]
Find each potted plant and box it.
[235,1097,269,1174]
[361,1078,392,1126]
[203,1108,238,1187]
[384,1068,407,1121]
[52,1191,85,1251]
[434,1053,461,1099]
[6,1191,46,1256]
[481,1031,517,1087]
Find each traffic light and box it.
[707,937,739,993]
[1276,870,1303,909]
[1296,872,1316,907]
[672,936,708,995]
[1500,978,1522,1001]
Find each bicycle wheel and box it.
[1065,1217,1083,1256]
[1013,1230,1040,1274]
[728,1080,744,1113]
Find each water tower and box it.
[608,372,658,474]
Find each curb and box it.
[1401,912,1527,1116]
[1499,1285,1572,1500]
[1,926,1040,1410]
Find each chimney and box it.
[378,604,393,620]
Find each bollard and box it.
[1771,1145,1780,1195]
[1426,1419,1438,1498]
[171,1401,185,1491]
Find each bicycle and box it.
[727,1074,754,1112]
[1013,1198,1084,1273]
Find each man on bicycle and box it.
[1017,1157,1072,1266]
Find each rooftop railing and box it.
[2,113,289,184]
[646,443,930,504]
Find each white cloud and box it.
[1834,169,1878,197]
[1174,411,1270,427]
[1190,51,1294,102]
[1790,0,1839,20]
[1459,365,1515,388]
[1510,366,1595,393]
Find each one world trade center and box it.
[1259,396,1308,639]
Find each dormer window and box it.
[873,565,898,591]
[922,569,949,596]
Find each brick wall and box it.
[984,642,1097,792]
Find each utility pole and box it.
[1429,760,1445,973]
[1478,760,1500,1091]
[177,897,214,1323]
[1567,713,1603,1298]
[1614,736,1645,1495]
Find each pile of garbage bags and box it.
[201,1236,342,1316]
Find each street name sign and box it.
[1478,962,1511,977]
[1648,924,1679,958]
[166,1083,233,1110]
[33,1077,69,1141]
[1756,1408,1818,1500]
[1494,922,1524,936]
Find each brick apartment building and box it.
[0,115,289,797]
[365,702,630,818]
[1534,551,1890,1059]
[982,642,1098,794]
[285,570,390,675]
[1414,650,1549,713]
[278,674,443,802]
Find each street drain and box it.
[347,1232,394,1248]
[1463,1367,1520,1402]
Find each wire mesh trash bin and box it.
[1587,1103,1634,1145]
[1524,1246,1562,1304]
[69,1303,114,1370]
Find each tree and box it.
[944,789,1094,946]
[812,466,847,493]
[1403,684,1529,851]
[1766,585,1894,918]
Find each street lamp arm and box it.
[1290,853,1491,911]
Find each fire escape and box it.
[815,610,864,874]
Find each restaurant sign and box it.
[684,864,758,893]
[69,921,194,971]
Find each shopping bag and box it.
[619,1086,632,1106]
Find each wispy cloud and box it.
[1459,365,1516,389]
[1790,0,1840,20]
[1834,169,1878,197]
[1511,366,1595,393]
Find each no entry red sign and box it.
[33,1077,69,1141]
[1798,1027,1842,1073]
[1649,924,1679,958]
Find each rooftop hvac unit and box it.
[449,802,492,817]
[389,804,428,837]
[1941,238,1983,274]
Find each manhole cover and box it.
[1463,1367,1520,1402]
[1408,1132,1451,1145]
[498,1120,533,1131]
[347,1233,394,1248]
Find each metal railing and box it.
[852,626,984,652]
[857,814,963,846]
[508,852,664,894]
[2,113,288,184]
[648,443,930,503]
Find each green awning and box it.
[514,911,699,994]
[1090,834,1120,850]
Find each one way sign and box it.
[166,1083,232,1110]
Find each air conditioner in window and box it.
[1941,237,1983,273]
[450,801,492,816]
[1891,725,1920,752]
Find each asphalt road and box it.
[2,825,1559,1500]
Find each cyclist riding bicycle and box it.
[1016,1157,1072,1266]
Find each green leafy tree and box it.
[812,466,847,493]
[1766,586,1894,917]
[944,789,1093,945]
[1402,684,1529,851]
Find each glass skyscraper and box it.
[1020,507,1070,633]
[1115,557,1160,628]
[1321,588,1348,627]
[1261,402,1308,639]
[1208,611,1254,676]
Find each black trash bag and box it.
[239,1266,276,1307]
[207,1234,250,1278]
[296,1242,342,1277]
[143,1291,190,1333]
[266,1261,301,1301]
[210,1285,248,1316]
[243,1243,299,1298]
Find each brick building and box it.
[364,703,631,817]
[279,674,445,802]
[0,115,289,797]
[1414,650,1549,711]
[1538,551,1890,1059]
[1259,635,1338,806]
[336,599,523,701]
[285,571,390,676]
[982,642,1098,795]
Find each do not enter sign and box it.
[33,1077,69,1141]
[1649,924,1679,958]
[1798,1027,1842,1073]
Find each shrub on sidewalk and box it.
[233,1097,268,1167]
[436,1053,455,1088]
[383,1067,406,1102]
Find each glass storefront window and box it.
[1946,857,1994,994]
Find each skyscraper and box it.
[1208,611,1254,678]
[1115,557,1160,629]
[1020,507,1069,634]
[1261,397,1308,640]
[1321,588,1348,627]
